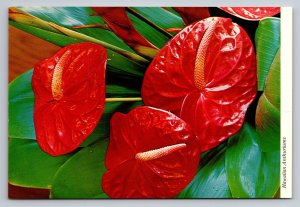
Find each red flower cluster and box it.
[32,7,279,197]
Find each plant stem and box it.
[105,97,142,102]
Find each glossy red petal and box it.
[220,7,280,20]
[32,42,107,156]
[102,106,201,198]
[173,7,210,25]
[142,17,257,152]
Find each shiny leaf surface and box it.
[225,123,261,198]
[19,7,133,52]
[256,49,280,152]
[9,138,72,189]
[9,7,148,66]
[255,17,280,91]
[51,140,108,198]
[9,21,145,77]
[178,148,231,198]
[256,150,280,198]
[10,20,81,46]
[142,17,257,152]
[127,12,169,50]
[129,7,184,33]
[225,123,280,198]
[102,106,201,198]
[9,70,35,139]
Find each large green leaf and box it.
[225,123,280,198]
[127,12,169,49]
[10,21,146,77]
[20,7,134,52]
[9,70,35,139]
[10,7,149,69]
[50,140,108,198]
[9,138,73,189]
[178,148,232,198]
[264,50,280,109]
[128,7,184,36]
[10,20,81,46]
[255,17,280,91]
[9,70,142,142]
[255,49,280,152]
[225,123,262,198]
[256,150,280,198]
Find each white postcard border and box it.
[280,7,293,198]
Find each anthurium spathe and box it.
[219,7,280,20]
[32,42,107,156]
[142,17,257,152]
[102,106,201,198]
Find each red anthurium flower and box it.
[142,17,257,152]
[220,7,280,20]
[32,42,107,156]
[102,106,201,198]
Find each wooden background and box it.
[9,25,60,83]
[9,25,61,198]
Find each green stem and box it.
[105,97,142,102]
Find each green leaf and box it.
[127,12,170,49]
[165,7,181,16]
[93,193,109,198]
[256,150,280,198]
[50,140,108,198]
[128,7,184,36]
[10,21,146,77]
[225,123,261,198]
[256,49,280,152]
[106,85,140,98]
[131,7,184,29]
[178,148,232,198]
[255,17,280,91]
[10,7,149,69]
[264,50,280,109]
[255,94,280,151]
[20,7,134,52]
[225,123,280,198]
[9,70,35,139]
[10,20,81,46]
[9,138,73,189]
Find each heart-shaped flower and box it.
[220,7,280,20]
[142,17,257,152]
[102,106,201,198]
[32,42,107,156]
